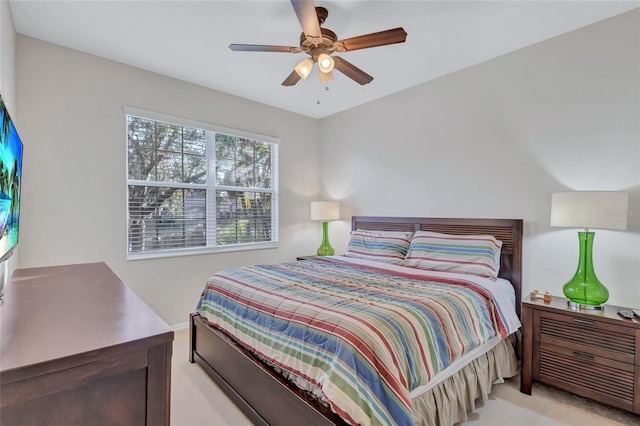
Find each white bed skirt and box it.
[412,333,520,426]
[262,331,519,426]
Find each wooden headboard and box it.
[352,216,524,318]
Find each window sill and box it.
[127,241,279,261]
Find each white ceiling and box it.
[9,1,640,119]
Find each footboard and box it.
[189,313,347,426]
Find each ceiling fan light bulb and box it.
[318,53,335,73]
[295,58,314,79]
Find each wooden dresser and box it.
[0,262,174,425]
[521,295,640,414]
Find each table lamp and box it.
[310,201,340,256]
[550,191,628,309]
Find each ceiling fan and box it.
[229,0,407,86]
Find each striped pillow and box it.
[344,230,412,265]
[403,231,502,279]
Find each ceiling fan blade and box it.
[282,69,302,86]
[332,56,373,85]
[229,44,301,53]
[334,27,407,52]
[290,0,323,45]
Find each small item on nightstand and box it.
[617,309,634,320]
[530,290,552,302]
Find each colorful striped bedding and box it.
[196,257,519,426]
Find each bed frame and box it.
[189,216,523,426]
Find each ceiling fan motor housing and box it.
[300,28,338,56]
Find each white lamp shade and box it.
[319,70,333,84]
[311,201,340,221]
[550,191,628,230]
[294,58,313,79]
[317,53,335,73]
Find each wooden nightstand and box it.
[521,295,640,414]
[296,255,317,261]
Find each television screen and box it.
[0,96,23,262]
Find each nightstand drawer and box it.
[539,342,636,411]
[539,311,636,364]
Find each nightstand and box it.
[521,295,640,414]
[296,255,317,261]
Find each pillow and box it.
[403,231,502,279]
[344,230,412,265]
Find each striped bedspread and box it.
[196,257,516,426]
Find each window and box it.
[125,107,278,259]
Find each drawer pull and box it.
[573,351,594,361]
[572,318,594,325]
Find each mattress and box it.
[197,256,520,426]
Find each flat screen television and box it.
[0,95,23,263]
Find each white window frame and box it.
[125,106,279,260]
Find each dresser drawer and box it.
[539,311,636,364]
[539,342,636,412]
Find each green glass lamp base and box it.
[316,221,335,256]
[563,231,609,310]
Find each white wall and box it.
[16,36,322,326]
[14,8,640,326]
[0,0,14,105]
[320,9,640,307]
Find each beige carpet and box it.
[171,328,640,426]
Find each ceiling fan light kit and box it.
[319,70,333,84]
[317,53,335,73]
[294,58,314,79]
[229,0,407,87]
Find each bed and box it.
[189,216,523,426]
